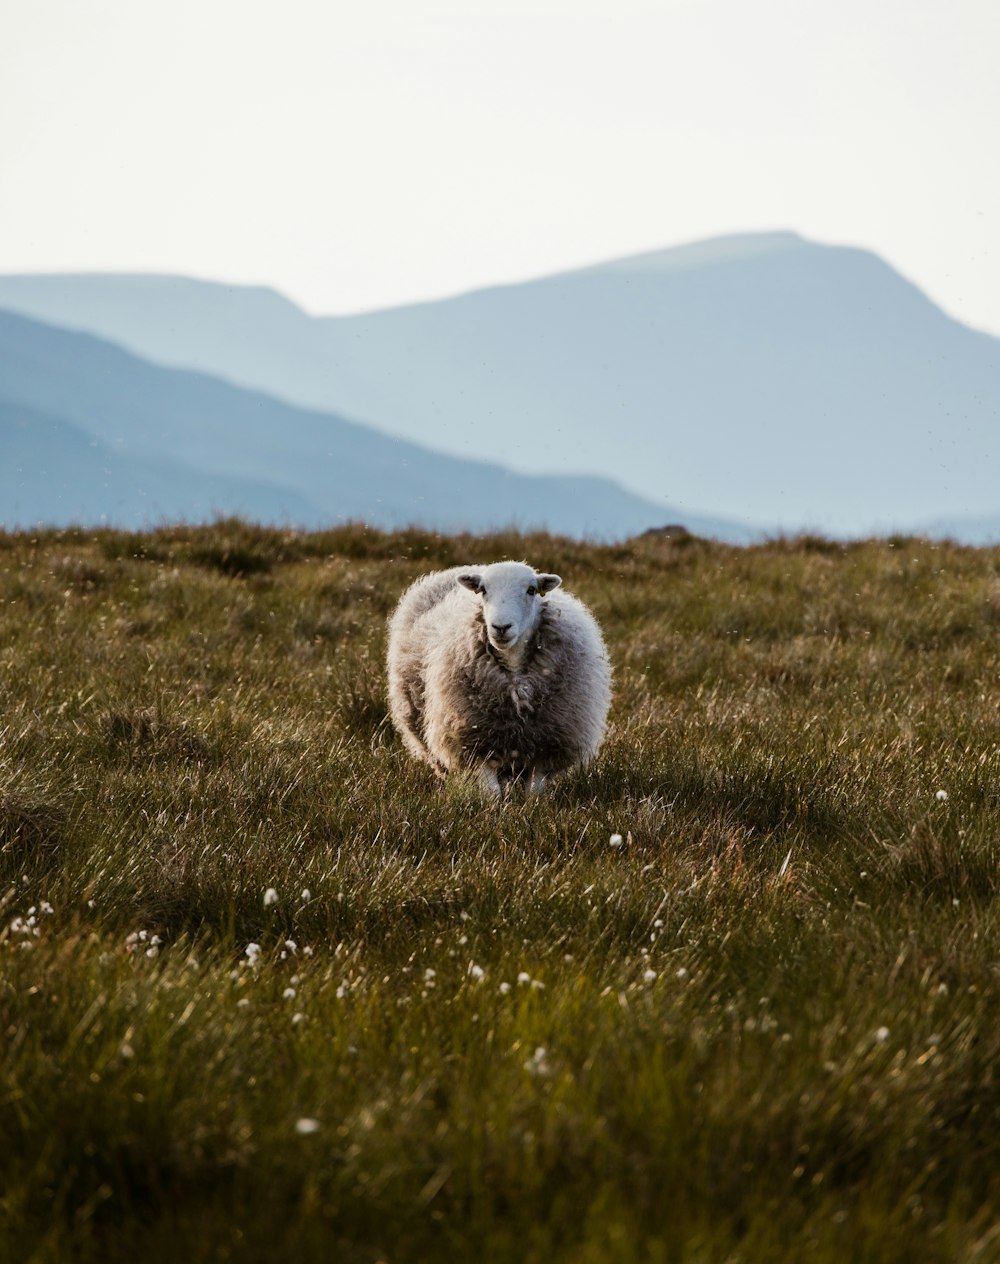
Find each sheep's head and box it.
[457,561,561,656]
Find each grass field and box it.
[1,519,999,1262]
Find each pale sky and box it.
[2,0,999,332]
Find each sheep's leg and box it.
[476,765,503,798]
[527,767,547,794]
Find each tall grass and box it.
[1,520,999,1261]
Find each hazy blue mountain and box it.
[0,309,734,539]
[1,232,997,539]
[0,396,322,529]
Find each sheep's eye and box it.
[526,585,537,596]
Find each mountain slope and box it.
[1,233,997,537]
[0,309,735,539]
[0,397,322,529]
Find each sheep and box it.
[386,560,611,795]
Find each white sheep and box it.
[386,560,612,795]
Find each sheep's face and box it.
[457,561,561,655]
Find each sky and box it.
[2,0,999,333]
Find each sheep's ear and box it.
[536,573,562,594]
[457,573,483,593]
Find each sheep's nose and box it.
[491,622,512,640]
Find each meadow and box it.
[1,519,999,1262]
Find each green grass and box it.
[1,518,999,1262]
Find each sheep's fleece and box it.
[386,561,611,791]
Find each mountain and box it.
[0,397,322,529]
[1,232,997,539]
[0,309,735,538]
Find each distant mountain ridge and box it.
[0,308,741,538]
[578,230,809,277]
[0,396,321,528]
[0,232,997,540]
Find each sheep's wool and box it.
[387,563,611,791]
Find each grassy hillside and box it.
[1,520,999,1262]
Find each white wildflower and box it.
[609,833,624,847]
[935,789,949,802]
[468,963,485,981]
[676,967,689,980]
[643,969,657,983]
[524,1046,550,1076]
[263,887,279,906]
[499,981,511,995]
[236,997,250,1008]
[283,987,297,1000]
[291,1012,305,1025]
[301,889,312,902]
[295,1118,320,1134]
[875,1026,890,1043]
[517,971,531,986]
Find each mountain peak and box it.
[586,230,809,277]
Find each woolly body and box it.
[387,562,611,792]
